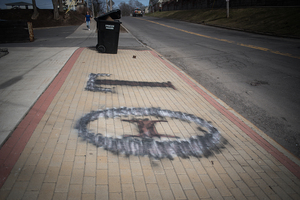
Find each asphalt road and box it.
[121,16,300,158]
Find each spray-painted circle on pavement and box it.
[75,107,226,160]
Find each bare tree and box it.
[59,0,64,12]
[31,0,39,19]
[119,0,145,16]
[119,2,133,16]
[129,0,144,9]
[92,0,106,17]
[52,0,60,20]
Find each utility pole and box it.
[105,0,112,12]
[226,0,229,18]
[106,0,108,12]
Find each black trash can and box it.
[95,9,122,54]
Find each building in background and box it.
[5,2,33,9]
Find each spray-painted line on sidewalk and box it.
[0,47,84,188]
[85,73,176,92]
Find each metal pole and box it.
[106,0,108,12]
[110,0,112,11]
[226,0,229,18]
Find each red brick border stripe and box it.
[149,50,300,179]
[0,47,84,188]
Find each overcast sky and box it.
[0,0,149,10]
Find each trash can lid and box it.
[96,9,121,20]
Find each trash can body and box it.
[95,9,122,54]
[96,20,121,54]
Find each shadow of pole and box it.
[0,75,23,89]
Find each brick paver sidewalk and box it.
[0,48,299,200]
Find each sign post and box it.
[226,0,229,18]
